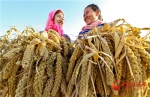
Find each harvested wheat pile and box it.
[66,19,150,97]
[0,19,150,97]
[0,26,71,97]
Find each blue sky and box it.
[1,0,150,40]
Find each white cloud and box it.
[100,0,150,24]
[99,0,150,36]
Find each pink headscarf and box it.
[45,9,64,36]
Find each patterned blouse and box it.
[78,23,104,39]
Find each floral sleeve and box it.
[78,23,104,39]
[62,34,71,43]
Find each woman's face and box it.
[54,12,64,26]
[83,7,99,25]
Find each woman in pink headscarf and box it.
[45,9,71,42]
